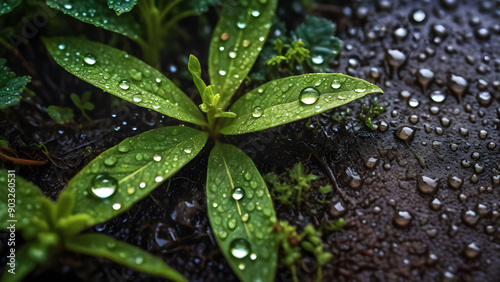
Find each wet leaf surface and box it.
[65,233,185,282]
[0,58,31,109]
[221,73,382,134]
[209,0,277,107]
[44,37,206,126]
[107,0,137,15]
[64,126,208,227]
[0,0,21,15]
[206,143,278,282]
[46,0,140,39]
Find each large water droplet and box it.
[299,87,320,105]
[232,188,245,200]
[91,174,118,198]
[230,238,251,259]
[119,79,130,90]
[84,54,96,65]
[228,218,237,229]
[237,22,247,29]
[252,106,263,118]
[311,55,324,64]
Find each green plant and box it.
[40,0,381,280]
[0,170,185,282]
[47,105,74,123]
[0,0,22,16]
[45,0,218,68]
[0,58,31,109]
[275,221,336,282]
[70,91,94,121]
[264,162,320,205]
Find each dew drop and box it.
[394,211,412,227]
[58,44,66,50]
[91,174,118,199]
[232,188,245,200]
[64,3,72,9]
[331,80,342,89]
[228,218,237,229]
[430,91,446,102]
[219,70,227,76]
[112,203,121,210]
[153,154,162,162]
[83,54,96,65]
[128,68,143,81]
[184,148,192,153]
[241,213,249,222]
[230,238,251,259]
[229,51,237,58]
[252,106,263,118]
[119,79,130,90]
[242,40,250,47]
[155,176,164,183]
[299,87,320,105]
[251,10,260,17]
[311,55,324,64]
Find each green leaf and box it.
[292,16,342,72]
[0,170,45,229]
[107,0,137,15]
[0,243,39,282]
[0,58,31,109]
[220,73,383,135]
[206,143,278,282]
[69,93,81,105]
[209,0,277,107]
[43,37,207,126]
[47,105,74,123]
[46,0,141,39]
[64,126,208,226]
[188,55,208,104]
[0,0,21,15]
[179,0,218,13]
[82,102,95,110]
[65,233,186,282]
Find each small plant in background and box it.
[0,170,185,282]
[332,97,387,130]
[70,91,94,121]
[275,220,339,282]
[47,105,74,123]
[45,0,218,68]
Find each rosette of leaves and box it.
[43,0,382,280]
[0,170,185,282]
[45,0,218,68]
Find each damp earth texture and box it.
[0,0,499,281]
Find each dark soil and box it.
[1,0,499,281]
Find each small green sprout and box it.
[70,91,94,121]
[47,105,74,123]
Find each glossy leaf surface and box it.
[64,126,208,227]
[66,233,186,282]
[209,0,277,107]
[44,37,206,126]
[0,58,31,109]
[0,0,21,15]
[107,0,137,15]
[220,73,382,135]
[46,0,140,39]
[206,143,278,282]
[0,170,44,229]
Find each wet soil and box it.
[1,0,499,281]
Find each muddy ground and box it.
[1,0,499,281]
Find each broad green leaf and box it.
[180,0,218,13]
[220,73,383,135]
[65,233,185,282]
[188,55,208,104]
[46,0,140,39]
[0,0,21,15]
[0,170,45,229]
[107,0,137,15]
[64,126,208,226]
[293,16,342,72]
[209,0,277,107]
[0,243,39,282]
[0,58,31,109]
[206,143,278,282]
[43,37,207,126]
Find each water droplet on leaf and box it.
[91,174,118,198]
[299,87,320,105]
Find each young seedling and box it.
[45,0,218,68]
[47,105,74,123]
[41,0,382,280]
[0,170,185,282]
[70,91,94,121]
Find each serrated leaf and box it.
[0,243,39,282]
[65,233,186,282]
[0,170,45,229]
[43,37,207,126]
[206,143,278,282]
[0,59,31,109]
[46,0,141,39]
[220,73,382,135]
[209,0,277,107]
[107,0,137,15]
[293,16,342,72]
[63,126,208,226]
[0,0,21,15]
